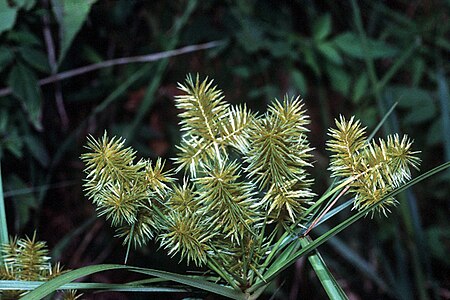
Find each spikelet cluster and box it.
[81,133,174,247]
[327,116,421,215]
[80,75,419,291]
[82,75,315,285]
[244,97,315,223]
[0,233,80,300]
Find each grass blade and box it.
[0,162,8,259]
[20,264,128,300]
[300,237,349,300]
[250,161,450,292]
[19,264,246,300]
[315,226,391,294]
[132,268,245,300]
[0,280,187,292]
[367,101,398,141]
[437,68,450,161]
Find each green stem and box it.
[124,0,199,142]
[0,161,8,262]
[206,258,241,291]
[259,177,354,272]
[350,0,390,132]
[249,162,450,293]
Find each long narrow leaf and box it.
[250,161,450,292]
[0,280,187,292]
[20,264,128,300]
[20,264,246,300]
[367,101,398,141]
[300,237,349,300]
[132,268,245,300]
[0,162,8,259]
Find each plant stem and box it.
[0,41,224,98]
[0,162,8,261]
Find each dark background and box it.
[0,0,449,299]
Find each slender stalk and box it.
[125,0,200,142]
[249,161,450,293]
[206,259,241,291]
[303,185,350,236]
[0,162,8,260]
[0,41,224,98]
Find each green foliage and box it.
[0,233,79,299]
[81,76,421,297]
[0,1,448,299]
[51,0,98,65]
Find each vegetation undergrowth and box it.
[0,74,448,299]
[72,75,425,299]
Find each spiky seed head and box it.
[167,180,198,214]
[81,132,141,195]
[94,181,149,226]
[196,160,260,241]
[176,74,229,142]
[116,205,158,248]
[0,233,76,299]
[144,158,175,196]
[159,212,213,266]
[327,116,421,215]
[264,179,315,223]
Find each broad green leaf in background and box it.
[7,63,43,130]
[0,110,23,159]
[23,135,50,167]
[0,0,18,35]
[291,69,308,95]
[352,74,369,103]
[0,47,14,73]
[313,14,332,41]
[387,86,432,108]
[7,30,41,46]
[303,47,320,76]
[12,0,36,10]
[333,32,398,59]
[326,64,351,96]
[386,85,437,125]
[317,42,343,65]
[5,174,37,231]
[18,47,51,74]
[51,0,98,65]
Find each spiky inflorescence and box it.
[167,181,199,214]
[327,116,421,215]
[174,75,253,176]
[81,133,175,246]
[115,204,158,248]
[244,96,315,222]
[81,77,316,276]
[0,234,79,299]
[176,74,229,142]
[144,158,175,196]
[159,212,214,266]
[81,132,142,194]
[195,160,260,242]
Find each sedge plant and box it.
[72,75,425,299]
[0,233,80,299]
